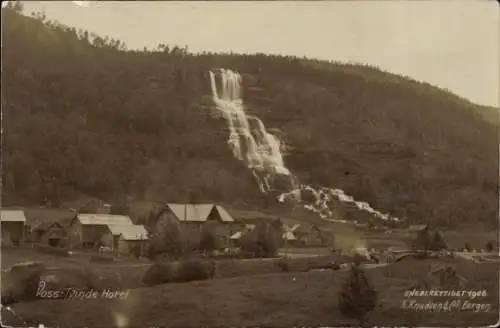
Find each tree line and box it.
[2,2,498,229]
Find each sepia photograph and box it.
[0,0,499,327]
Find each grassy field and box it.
[3,258,498,327]
[1,246,343,295]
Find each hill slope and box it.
[1,7,498,228]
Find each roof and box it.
[0,210,27,222]
[230,224,257,240]
[107,224,149,240]
[406,225,428,232]
[282,231,297,241]
[294,224,318,234]
[33,221,64,232]
[245,224,256,231]
[76,213,133,226]
[214,205,235,222]
[230,231,243,240]
[166,204,234,222]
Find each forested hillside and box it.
[2,5,498,228]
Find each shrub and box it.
[338,262,378,327]
[175,259,212,282]
[485,241,494,252]
[240,222,279,258]
[429,231,447,251]
[147,220,185,260]
[141,262,175,286]
[198,226,217,255]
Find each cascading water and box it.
[209,68,401,224]
[209,68,293,193]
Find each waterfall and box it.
[209,68,292,193]
[208,68,401,224]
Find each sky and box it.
[16,0,500,107]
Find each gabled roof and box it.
[76,213,133,226]
[214,205,235,222]
[406,224,428,232]
[33,221,64,232]
[166,204,234,222]
[167,204,213,222]
[281,223,298,232]
[0,210,26,222]
[107,224,149,240]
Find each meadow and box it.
[3,258,498,327]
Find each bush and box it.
[429,231,447,251]
[141,262,175,286]
[199,226,217,255]
[485,241,494,252]
[240,222,279,258]
[175,259,212,282]
[338,262,378,326]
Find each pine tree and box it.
[414,231,431,256]
[429,231,447,251]
[338,262,378,327]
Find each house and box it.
[30,221,67,247]
[406,224,431,250]
[281,223,301,247]
[230,224,256,247]
[294,224,333,247]
[406,225,429,237]
[154,204,237,249]
[67,213,134,249]
[1,210,26,246]
[101,224,149,254]
[229,220,282,249]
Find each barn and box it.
[31,222,66,247]
[101,224,149,254]
[1,210,26,246]
[67,213,133,249]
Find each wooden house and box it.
[31,221,66,246]
[67,213,133,249]
[229,224,257,247]
[294,224,332,247]
[154,204,237,249]
[101,224,149,254]
[0,210,26,246]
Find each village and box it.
[1,200,498,265]
[2,200,499,327]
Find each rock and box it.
[2,262,46,303]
